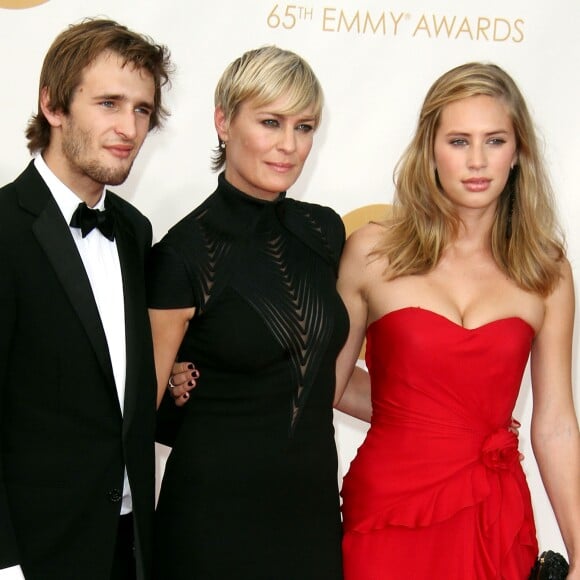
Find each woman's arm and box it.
[530,259,580,575]
[148,307,195,408]
[333,225,375,422]
[335,366,372,422]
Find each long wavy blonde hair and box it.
[375,62,565,296]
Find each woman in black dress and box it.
[148,46,348,579]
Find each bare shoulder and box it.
[545,256,575,312]
[343,221,386,258]
[339,222,388,293]
[557,256,574,282]
[534,256,575,341]
[549,257,574,301]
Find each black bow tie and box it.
[70,202,115,241]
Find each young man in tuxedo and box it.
[0,18,173,580]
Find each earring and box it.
[219,140,226,150]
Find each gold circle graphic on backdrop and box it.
[342,203,391,359]
[0,0,48,8]
[342,203,391,237]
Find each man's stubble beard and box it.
[62,122,136,186]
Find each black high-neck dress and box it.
[147,175,348,579]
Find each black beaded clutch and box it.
[529,550,569,580]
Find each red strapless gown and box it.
[341,307,538,579]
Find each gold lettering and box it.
[338,9,361,33]
[512,18,524,43]
[321,9,524,43]
[391,12,405,35]
[413,14,431,37]
[432,15,456,38]
[455,17,474,39]
[477,17,491,40]
[363,11,386,34]
[493,18,511,41]
[322,7,336,32]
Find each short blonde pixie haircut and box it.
[212,45,323,171]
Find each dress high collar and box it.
[217,172,286,206]
[209,173,287,237]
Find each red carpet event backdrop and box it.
[1,0,578,555]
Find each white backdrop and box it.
[1,0,578,556]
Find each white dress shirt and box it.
[0,565,25,579]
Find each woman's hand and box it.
[508,417,525,461]
[167,361,199,406]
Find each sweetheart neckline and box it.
[368,306,535,335]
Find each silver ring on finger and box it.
[168,376,177,389]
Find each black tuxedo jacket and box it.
[0,162,157,579]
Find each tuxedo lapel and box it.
[18,164,117,392]
[111,200,144,429]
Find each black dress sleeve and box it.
[146,240,196,309]
[317,206,346,271]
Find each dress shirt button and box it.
[107,488,122,503]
